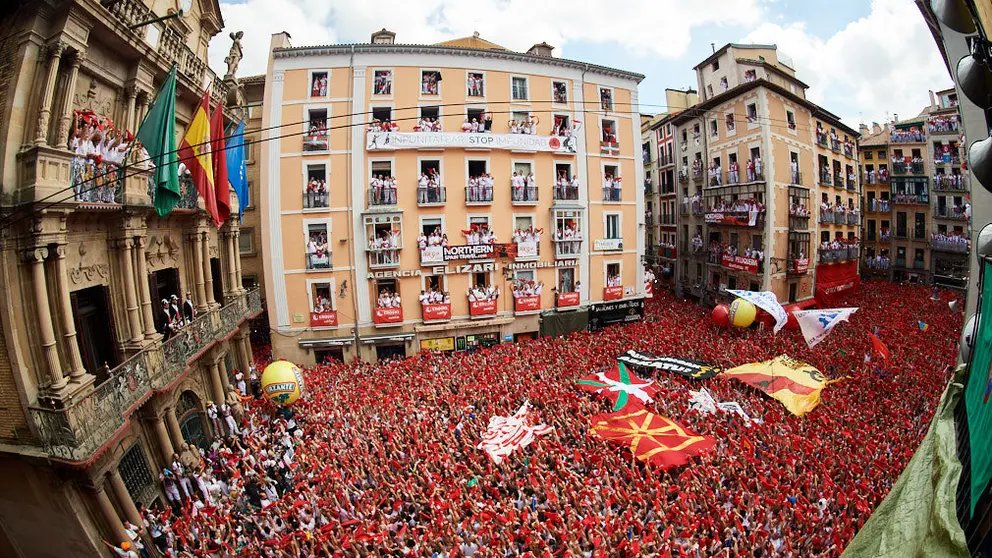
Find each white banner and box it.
[420,246,444,265]
[594,238,623,251]
[793,308,859,348]
[727,289,788,333]
[367,131,577,153]
[688,388,718,415]
[516,241,538,258]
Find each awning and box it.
[360,333,415,345]
[298,336,354,348]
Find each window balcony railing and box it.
[789,215,810,230]
[511,186,539,205]
[895,257,907,267]
[831,139,841,152]
[913,260,926,270]
[552,237,582,259]
[893,162,908,174]
[787,258,810,275]
[933,155,962,167]
[891,131,925,144]
[846,178,857,191]
[864,258,890,271]
[367,247,401,268]
[819,247,856,263]
[602,187,622,202]
[847,211,860,225]
[816,133,828,147]
[304,189,329,209]
[417,187,446,206]
[833,172,844,186]
[71,158,125,205]
[911,161,925,174]
[819,209,835,224]
[791,170,802,185]
[555,185,579,201]
[843,144,855,158]
[880,232,891,242]
[869,199,891,213]
[819,171,832,186]
[465,186,493,204]
[368,187,397,206]
[930,238,970,253]
[678,171,689,184]
[306,250,331,270]
[709,174,722,187]
[303,130,329,152]
[892,193,929,205]
[932,175,968,192]
[692,168,704,182]
[933,206,968,221]
[27,290,262,463]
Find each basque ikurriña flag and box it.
[576,362,659,411]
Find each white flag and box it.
[727,290,788,333]
[477,401,553,464]
[688,388,718,414]
[793,308,859,348]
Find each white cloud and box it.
[209,0,767,78]
[741,0,952,127]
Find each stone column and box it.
[118,239,144,345]
[53,245,88,381]
[151,413,174,464]
[26,248,67,391]
[208,361,225,405]
[123,85,138,132]
[55,49,85,148]
[233,230,244,293]
[93,483,130,546]
[224,231,238,297]
[165,406,185,449]
[134,91,150,129]
[134,237,157,339]
[107,469,143,527]
[202,232,216,307]
[218,354,231,392]
[190,232,208,312]
[34,42,65,146]
[237,330,252,375]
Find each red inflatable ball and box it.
[712,304,731,328]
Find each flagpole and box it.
[123,64,178,208]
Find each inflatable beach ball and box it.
[728,299,757,328]
[261,360,305,405]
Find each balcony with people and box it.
[552,221,582,259]
[366,226,402,269]
[818,166,832,187]
[928,114,960,135]
[891,126,925,144]
[678,170,689,184]
[787,252,810,275]
[815,125,828,148]
[512,227,541,260]
[602,172,622,202]
[864,253,891,271]
[830,130,841,153]
[686,233,706,259]
[933,204,969,221]
[510,171,538,205]
[868,198,891,213]
[818,238,859,263]
[891,179,930,205]
[417,227,450,266]
[933,144,962,167]
[305,227,331,270]
[691,159,704,183]
[863,166,890,185]
[705,197,766,228]
[659,241,677,260]
[368,174,397,207]
[416,166,445,206]
[511,279,543,314]
[843,140,855,158]
[303,111,329,152]
[372,287,403,326]
[466,173,494,204]
[930,232,970,254]
[708,163,722,187]
[69,110,129,205]
[468,285,500,318]
[419,287,451,323]
[710,240,765,275]
[789,204,810,230]
[932,173,968,192]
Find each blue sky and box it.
[210,0,952,127]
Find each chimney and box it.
[711,42,716,53]
[929,90,936,108]
[271,31,292,50]
[371,28,396,44]
[892,113,899,123]
[871,122,881,134]
[527,42,555,57]
[859,123,869,135]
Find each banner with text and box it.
[557,291,580,307]
[514,295,541,312]
[422,303,451,322]
[469,299,498,317]
[373,307,403,325]
[310,311,338,327]
[617,350,721,380]
[367,131,577,153]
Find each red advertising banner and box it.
[604,286,624,300]
[645,281,654,299]
[721,255,760,273]
[705,211,759,227]
[469,299,498,317]
[514,295,540,313]
[557,291,580,307]
[310,311,338,327]
[422,303,451,322]
[792,258,809,274]
[373,306,403,325]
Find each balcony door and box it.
[70,285,119,384]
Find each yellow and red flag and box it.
[209,99,230,225]
[178,91,220,226]
[722,355,842,416]
[590,406,716,469]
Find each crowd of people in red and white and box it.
[933,173,967,190]
[863,167,890,185]
[511,171,538,202]
[509,117,540,135]
[417,170,444,204]
[129,280,961,557]
[930,231,971,251]
[376,287,402,308]
[927,115,959,133]
[553,224,582,256]
[890,127,925,143]
[465,225,497,246]
[461,115,492,133]
[367,119,400,133]
[467,173,495,202]
[413,118,442,133]
[417,227,449,249]
[369,174,397,205]
[864,253,891,270]
[419,287,450,305]
[468,284,500,302]
[71,111,134,203]
[512,226,543,247]
[708,197,766,214]
[511,279,545,298]
[789,202,810,218]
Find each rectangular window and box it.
[746,103,758,123]
[420,105,439,120]
[118,443,157,509]
[306,223,330,270]
[421,70,441,95]
[709,120,718,137]
[914,212,926,239]
[305,164,328,209]
[786,110,796,130]
[511,76,529,100]
[372,69,392,96]
[725,113,735,132]
[467,72,484,97]
[606,262,621,285]
[372,106,392,122]
[600,87,613,111]
[712,60,720,71]
[239,228,254,254]
[311,281,335,313]
[864,151,873,160]
[602,119,617,145]
[552,81,568,104]
[896,212,907,238]
[606,214,620,239]
[466,107,486,125]
[309,71,328,98]
[303,108,328,152]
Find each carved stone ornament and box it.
[69,263,110,286]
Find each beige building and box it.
[859,88,970,289]
[238,74,272,333]
[260,30,646,363]
[664,43,861,305]
[0,1,260,555]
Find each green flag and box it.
[136,66,180,217]
[966,258,992,516]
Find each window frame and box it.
[371,68,394,98]
[510,75,530,102]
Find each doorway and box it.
[70,286,119,384]
[210,258,224,306]
[176,391,208,449]
[375,343,406,361]
[314,347,345,364]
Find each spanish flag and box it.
[178,91,221,226]
[722,355,842,416]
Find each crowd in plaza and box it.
[127,281,960,557]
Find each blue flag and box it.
[226,119,249,222]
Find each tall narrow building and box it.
[664,43,861,305]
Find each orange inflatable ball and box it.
[712,304,731,328]
[260,360,305,405]
[728,299,757,328]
